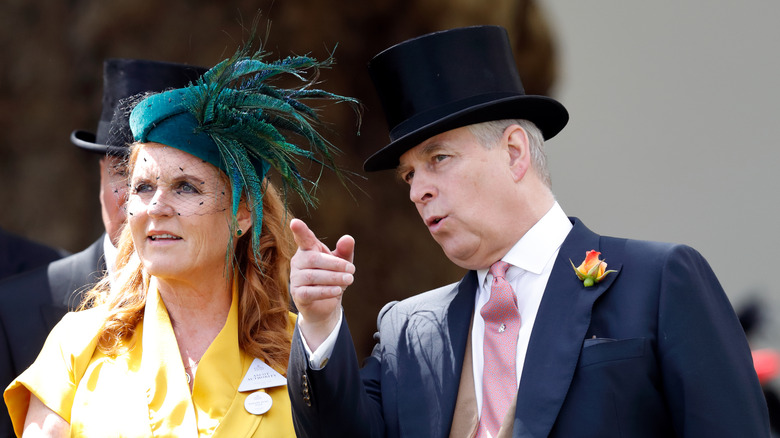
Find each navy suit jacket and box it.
[288,219,770,437]
[0,228,68,282]
[0,236,105,436]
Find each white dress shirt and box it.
[472,202,571,412]
[102,233,118,281]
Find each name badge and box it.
[245,391,273,415]
[238,358,287,392]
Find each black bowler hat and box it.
[70,59,207,156]
[364,25,569,172]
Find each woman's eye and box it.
[176,181,200,194]
[133,182,153,193]
[433,154,448,163]
[403,171,414,184]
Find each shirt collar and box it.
[102,233,118,281]
[477,202,572,285]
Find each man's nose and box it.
[409,173,435,204]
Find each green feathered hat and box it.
[129,45,358,263]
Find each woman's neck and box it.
[154,274,233,363]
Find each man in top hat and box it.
[0,58,204,435]
[286,26,769,437]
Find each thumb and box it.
[290,218,326,253]
[333,235,355,264]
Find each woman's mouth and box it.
[149,233,181,241]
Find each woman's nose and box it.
[147,189,176,217]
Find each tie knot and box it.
[489,261,511,279]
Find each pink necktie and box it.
[476,261,520,438]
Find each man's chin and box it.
[439,245,483,271]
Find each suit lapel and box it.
[397,271,477,438]
[32,238,106,334]
[513,218,622,438]
[47,237,105,309]
[440,272,478,437]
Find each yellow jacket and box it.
[4,279,295,437]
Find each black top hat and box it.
[70,58,207,156]
[364,25,569,172]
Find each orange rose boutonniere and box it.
[570,250,616,287]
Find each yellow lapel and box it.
[141,277,199,436]
[193,282,262,436]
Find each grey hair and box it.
[468,119,551,188]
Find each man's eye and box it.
[111,166,129,178]
[403,171,414,184]
[434,154,448,162]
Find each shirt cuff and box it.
[299,309,343,370]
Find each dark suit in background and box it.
[0,228,68,282]
[0,237,104,373]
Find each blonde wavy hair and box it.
[80,146,296,374]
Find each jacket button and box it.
[302,374,311,406]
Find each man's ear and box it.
[504,124,531,182]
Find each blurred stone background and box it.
[1,0,777,363]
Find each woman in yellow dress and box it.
[4,42,356,437]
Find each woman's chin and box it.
[141,261,184,280]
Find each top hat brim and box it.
[69,59,208,158]
[70,129,129,156]
[363,94,569,172]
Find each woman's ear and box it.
[504,124,531,182]
[235,201,253,237]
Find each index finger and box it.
[290,218,325,252]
